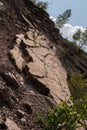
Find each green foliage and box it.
[31,0,48,10]
[37,73,87,130]
[73,29,81,41]
[56,9,71,28]
[68,73,87,99]
[73,28,87,49]
[38,97,87,130]
[37,1,48,10]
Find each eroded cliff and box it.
[0,0,87,130]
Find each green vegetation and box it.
[55,9,87,49]
[36,1,48,10]
[38,97,87,130]
[56,9,71,28]
[37,73,87,130]
[73,28,87,49]
[31,0,48,10]
[68,73,87,99]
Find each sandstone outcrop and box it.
[0,0,87,129]
[9,29,70,104]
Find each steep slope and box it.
[9,29,70,104]
[0,0,87,130]
[56,39,87,76]
[0,0,70,129]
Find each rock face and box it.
[9,29,70,104]
[0,0,87,130]
[6,118,21,130]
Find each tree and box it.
[68,73,87,99]
[73,28,87,49]
[37,1,48,10]
[56,9,71,28]
[38,96,87,130]
[31,0,48,10]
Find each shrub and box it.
[68,73,87,99]
[37,97,87,130]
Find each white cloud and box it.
[60,23,85,41]
[49,16,85,41]
[49,16,56,23]
[50,16,87,51]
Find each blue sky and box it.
[41,0,87,27]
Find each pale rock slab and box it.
[10,29,71,104]
[6,118,21,130]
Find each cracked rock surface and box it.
[10,29,70,104]
[1,0,86,129]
